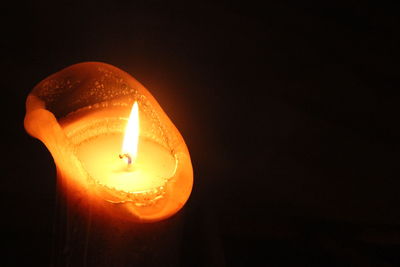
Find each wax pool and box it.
[77,133,176,193]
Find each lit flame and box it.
[121,101,139,164]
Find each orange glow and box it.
[121,101,139,164]
[24,62,193,223]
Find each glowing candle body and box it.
[24,62,193,222]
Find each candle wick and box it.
[119,153,132,165]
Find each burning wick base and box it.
[119,153,133,165]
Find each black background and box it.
[2,1,400,266]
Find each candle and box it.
[24,62,193,222]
